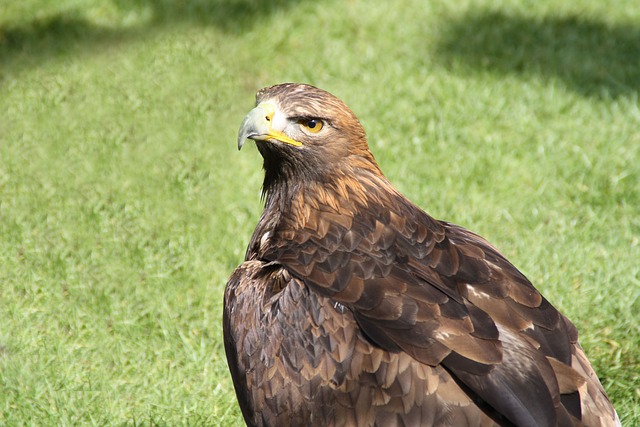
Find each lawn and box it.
[1,0,638,425]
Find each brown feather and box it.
[224,83,620,426]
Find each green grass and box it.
[1,0,638,425]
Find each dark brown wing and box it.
[259,173,615,427]
[224,260,504,426]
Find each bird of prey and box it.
[223,83,620,427]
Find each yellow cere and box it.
[268,129,303,147]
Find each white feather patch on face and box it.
[265,101,290,133]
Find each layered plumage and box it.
[223,83,619,426]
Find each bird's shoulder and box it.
[252,181,598,426]
[256,180,571,360]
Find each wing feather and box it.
[261,179,599,425]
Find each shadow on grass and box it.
[435,10,640,98]
[0,0,306,73]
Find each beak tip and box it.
[237,108,259,151]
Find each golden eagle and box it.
[223,83,619,427]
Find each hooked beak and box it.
[237,103,302,150]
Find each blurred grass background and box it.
[1,0,638,425]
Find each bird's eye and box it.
[299,118,324,133]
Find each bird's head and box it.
[237,83,378,191]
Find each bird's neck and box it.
[261,152,386,217]
[246,156,383,259]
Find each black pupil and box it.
[307,120,318,128]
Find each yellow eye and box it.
[299,118,324,133]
